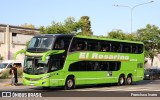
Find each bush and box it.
[0,68,23,79]
[17,68,23,78]
[0,69,10,79]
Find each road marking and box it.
[71,85,160,91]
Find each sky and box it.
[0,0,160,36]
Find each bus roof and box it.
[33,34,143,44]
[34,34,74,38]
[74,35,143,44]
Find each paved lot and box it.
[0,79,160,97]
[0,78,160,91]
[0,78,36,90]
[0,79,160,99]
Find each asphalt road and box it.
[1,80,160,99]
[1,79,160,91]
[1,79,160,95]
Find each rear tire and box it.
[118,75,125,86]
[126,75,132,85]
[64,77,75,90]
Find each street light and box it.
[113,1,154,34]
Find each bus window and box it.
[69,61,121,72]
[108,62,121,71]
[100,42,110,52]
[70,39,86,51]
[138,45,143,54]
[50,59,61,71]
[86,40,99,51]
[123,43,131,53]
[69,61,86,71]
[111,42,122,52]
[132,45,138,53]
[54,39,64,49]
[42,38,53,49]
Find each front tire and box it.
[64,77,75,90]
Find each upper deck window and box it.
[28,37,55,50]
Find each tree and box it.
[26,41,30,47]
[136,24,160,57]
[137,24,160,50]
[125,33,137,41]
[20,23,35,28]
[107,29,126,40]
[40,17,81,34]
[64,17,81,33]
[107,29,137,41]
[78,16,93,36]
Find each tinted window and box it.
[138,45,143,54]
[70,39,86,51]
[69,61,121,71]
[54,38,71,50]
[122,43,131,53]
[87,40,99,51]
[100,41,110,52]
[70,38,143,54]
[131,45,138,53]
[111,42,122,52]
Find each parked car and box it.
[144,68,160,80]
[0,60,24,77]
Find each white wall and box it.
[10,34,34,60]
[0,33,34,60]
[0,44,5,59]
[10,44,25,60]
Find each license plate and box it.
[30,83,35,86]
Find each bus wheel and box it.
[118,75,125,86]
[65,77,75,90]
[126,75,132,85]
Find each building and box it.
[0,24,39,60]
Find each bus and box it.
[14,34,144,89]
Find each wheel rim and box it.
[67,79,73,88]
[127,77,132,84]
[120,77,124,85]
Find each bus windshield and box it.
[28,37,55,50]
[24,57,49,75]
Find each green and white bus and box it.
[15,34,144,89]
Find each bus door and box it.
[49,59,62,86]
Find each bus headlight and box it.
[40,76,50,80]
[40,74,55,80]
[46,56,50,60]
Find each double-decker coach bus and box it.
[14,34,144,89]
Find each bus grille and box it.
[25,77,40,81]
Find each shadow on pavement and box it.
[28,80,154,91]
